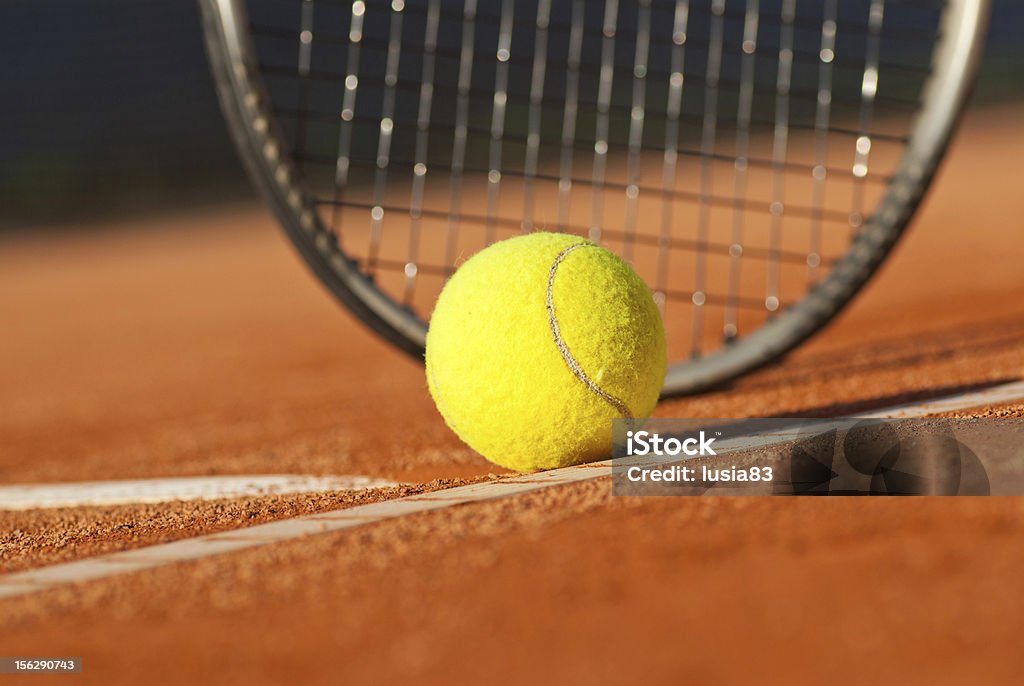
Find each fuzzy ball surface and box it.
[425,232,666,472]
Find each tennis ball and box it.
[425,232,666,472]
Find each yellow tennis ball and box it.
[425,232,666,472]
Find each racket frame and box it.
[199,0,991,395]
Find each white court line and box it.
[0,475,396,511]
[853,379,1024,419]
[1,380,1022,601]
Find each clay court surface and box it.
[1,105,1023,683]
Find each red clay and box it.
[0,105,1022,684]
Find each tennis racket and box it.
[199,0,989,395]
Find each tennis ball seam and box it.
[545,242,634,420]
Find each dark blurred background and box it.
[1,0,1021,230]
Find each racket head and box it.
[199,0,990,395]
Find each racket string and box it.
[255,0,940,357]
[691,0,726,355]
[850,0,887,235]
[807,0,839,287]
[652,0,690,318]
[723,0,761,342]
[555,0,585,230]
[365,1,406,273]
[588,0,620,245]
[620,0,653,262]
[441,0,477,273]
[403,0,441,305]
[521,0,553,234]
[328,0,366,237]
[764,0,797,326]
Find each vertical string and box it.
[556,0,585,230]
[403,0,441,305]
[851,0,885,236]
[621,0,652,262]
[724,0,760,342]
[483,0,516,244]
[442,0,478,271]
[331,1,367,239]
[366,0,406,273]
[522,0,552,233]
[589,0,619,243]
[294,0,314,161]
[765,0,796,317]
[655,1,691,317]
[690,0,725,357]
[809,0,838,285]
